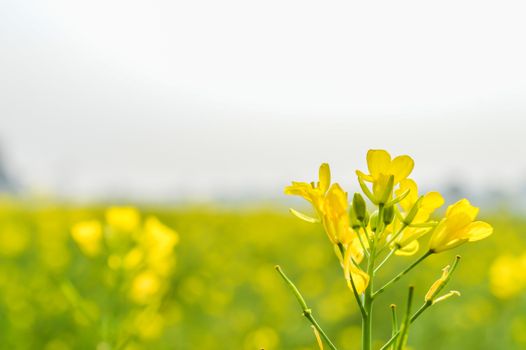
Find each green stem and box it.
[373,250,433,299]
[362,203,383,350]
[356,227,370,259]
[395,286,414,350]
[377,223,407,256]
[379,300,431,350]
[410,300,432,322]
[380,255,461,350]
[390,304,398,350]
[275,265,339,350]
[374,249,395,274]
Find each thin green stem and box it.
[374,249,395,274]
[410,300,432,322]
[356,228,370,259]
[390,304,398,350]
[373,250,433,299]
[275,265,339,350]
[395,286,414,350]
[380,300,431,350]
[380,255,462,350]
[361,222,373,247]
[362,203,383,350]
[377,223,407,256]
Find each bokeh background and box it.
[1,1,525,349]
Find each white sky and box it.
[0,0,525,200]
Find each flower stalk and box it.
[275,265,339,350]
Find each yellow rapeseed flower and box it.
[284,163,330,217]
[285,164,358,247]
[429,199,493,253]
[143,217,179,276]
[130,270,161,304]
[106,206,141,232]
[71,220,103,257]
[356,150,414,204]
[343,244,369,294]
[489,253,526,299]
[322,183,355,246]
[392,179,444,256]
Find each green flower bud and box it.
[383,205,395,225]
[404,196,423,225]
[352,193,367,221]
[349,205,361,229]
[370,211,379,232]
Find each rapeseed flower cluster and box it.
[282,149,493,350]
[71,206,179,343]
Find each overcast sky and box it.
[0,0,525,200]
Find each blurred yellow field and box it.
[0,197,524,349]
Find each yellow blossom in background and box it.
[356,150,414,204]
[66,209,179,342]
[143,216,179,276]
[71,220,103,257]
[130,270,162,304]
[106,206,141,232]
[0,223,30,257]
[123,248,144,270]
[489,254,526,299]
[134,309,165,339]
[429,199,493,253]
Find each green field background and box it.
[0,199,524,349]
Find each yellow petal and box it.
[465,221,493,242]
[446,212,474,232]
[349,267,370,295]
[395,240,419,256]
[356,170,374,182]
[389,155,414,184]
[397,179,418,212]
[318,163,331,193]
[289,208,320,223]
[284,182,315,202]
[429,219,448,251]
[367,149,391,179]
[325,184,348,212]
[343,246,369,294]
[446,199,479,221]
[422,192,444,211]
[424,265,450,301]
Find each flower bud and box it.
[369,211,379,232]
[403,196,423,225]
[383,205,395,225]
[349,205,361,229]
[352,193,367,221]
